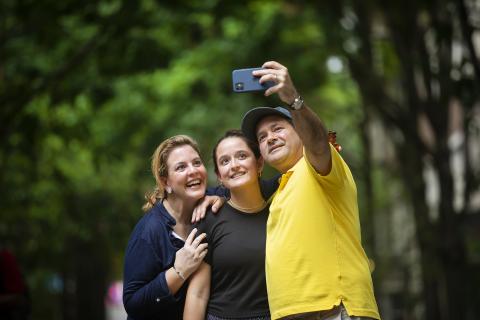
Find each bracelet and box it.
[173,265,186,281]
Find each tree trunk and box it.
[74,238,109,320]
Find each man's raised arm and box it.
[253,61,332,175]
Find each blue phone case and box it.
[232,68,275,93]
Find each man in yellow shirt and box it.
[241,61,380,320]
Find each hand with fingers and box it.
[252,61,299,105]
[191,195,225,223]
[173,228,208,280]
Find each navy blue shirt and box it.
[123,201,186,320]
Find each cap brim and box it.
[241,107,292,143]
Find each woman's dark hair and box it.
[212,129,261,175]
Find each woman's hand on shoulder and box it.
[191,195,225,223]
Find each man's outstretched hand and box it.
[252,61,299,105]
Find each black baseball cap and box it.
[241,107,293,143]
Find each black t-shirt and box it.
[195,203,270,318]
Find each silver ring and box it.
[274,74,277,79]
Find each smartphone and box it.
[232,67,275,93]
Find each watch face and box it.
[292,97,303,110]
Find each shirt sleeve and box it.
[206,185,230,198]
[260,174,280,201]
[305,144,351,190]
[123,238,179,318]
[194,214,213,266]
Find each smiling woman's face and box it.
[215,136,262,191]
[164,145,207,202]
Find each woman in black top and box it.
[123,135,211,319]
[184,130,271,320]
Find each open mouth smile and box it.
[230,172,246,179]
[186,179,203,188]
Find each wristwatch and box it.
[289,95,304,110]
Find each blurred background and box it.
[1,0,480,319]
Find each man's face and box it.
[255,115,303,173]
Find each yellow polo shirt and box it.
[265,144,380,319]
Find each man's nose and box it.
[267,132,277,144]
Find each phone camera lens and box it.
[235,82,244,91]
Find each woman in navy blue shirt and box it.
[123,135,211,319]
